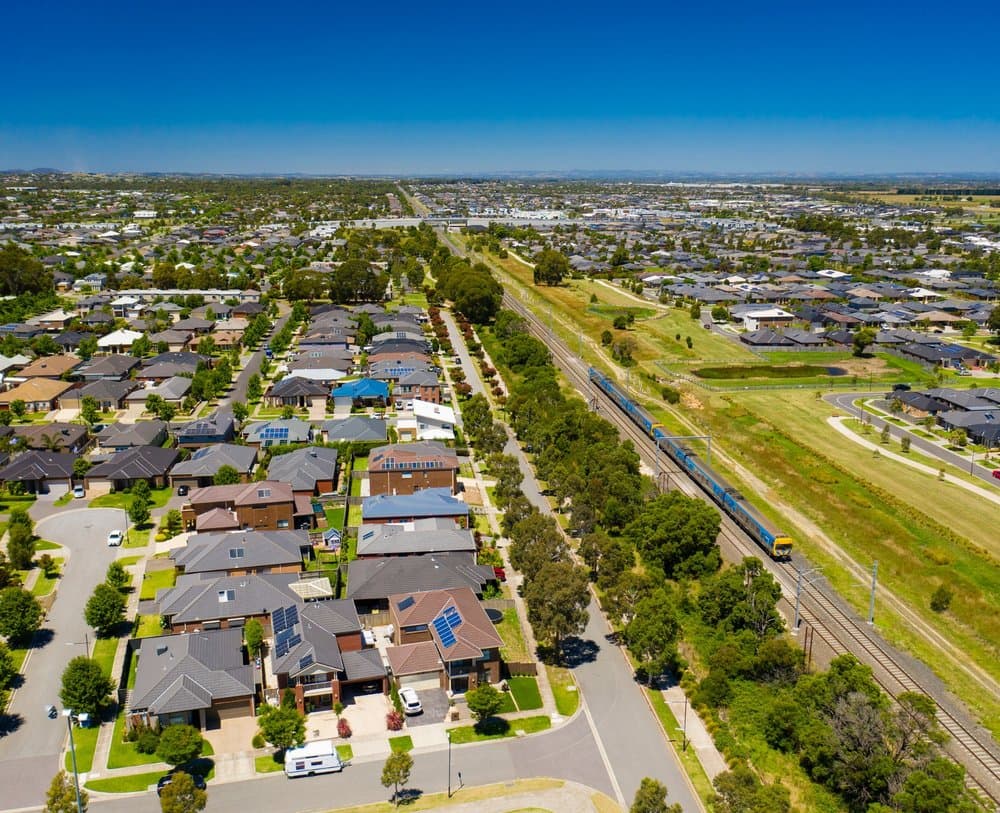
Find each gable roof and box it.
[346,553,495,601]
[389,586,502,662]
[170,443,257,477]
[244,419,312,445]
[0,450,78,482]
[96,420,168,448]
[17,354,81,378]
[321,417,387,443]
[269,599,365,678]
[267,447,339,492]
[362,487,469,521]
[157,572,302,624]
[86,445,179,479]
[0,378,73,405]
[187,479,294,507]
[356,519,474,557]
[330,378,389,400]
[369,441,458,472]
[172,530,309,575]
[269,377,329,398]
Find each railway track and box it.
[499,291,1000,807]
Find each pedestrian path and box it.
[661,687,727,782]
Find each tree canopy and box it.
[625,492,721,579]
[59,656,114,717]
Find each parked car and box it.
[399,687,422,715]
[72,485,86,499]
[176,484,189,496]
[493,566,506,582]
[993,470,1000,481]
[157,771,206,796]
[106,530,124,547]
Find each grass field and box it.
[255,754,284,773]
[545,665,579,717]
[90,487,172,511]
[507,677,543,711]
[135,614,164,638]
[645,690,716,808]
[324,506,345,528]
[66,723,99,773]
[496,608,531,663]
[92,635,119,678]
[84,769,163,793]
[31,558,62,596]
[34,539,62,551]
[448,715,550,744]
[325,779,562,813]
[139,567,176,601]
[388,735,413,753]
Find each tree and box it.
[852,327,877,357]
[257,704,306,752]
[533,249,569,286]
[630,777,681,813]
[73,456,93,481]
[7,523,36,570]
[988,304,1000,337]
[59,656,113,717]
[523,561,590,661]
[10,399,26,421]
[712,766,790,813]
[105,560,129,592]
[626,492,721,580]
[601,329,613,346]
[624,589,680,683]
[247,373,263,402]
[613,314,629,330]
[0,244,53,295]
[381,750,414,807]
[930,584,953,612]
[77,336,98,362]
[465,683,504,727]
[0,586,43,643]
[329,258,386,303]
[84,583,126,636]
[602,570,654,627]
[156,724,204,766]
[158,770,206,813]
[80,396,101,427]
[213,465,241,486]
[690,302,702,320]
[243,618,264,660]
[509,513,568,582]
[44,770,88,813]
[0,640,15,692]
[891,757,974,813]
[128,495,151,527]
[231,401,249,422]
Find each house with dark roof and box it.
[156,572,303,633]
[75,355,141,381]
[356,518,474,558]
[172,530,310,577]
[94,421,168,453]
[319,416,387,444]
[170,444,258,489]
[0,451,78,494]
[124,376,191,412]
[392,370,441,406]
[128,628,256,729]
[60,378,138,411]
[270,601,386,712]
[243,418,312,449]
[267,447,339,496]
[263,377,328,409]
[175,409,236,449]
[10,423,88,453]
[361,487,469,527]
[346,552,495,614]
[84,445,180,493]
[385,587,503,693]
[368,441,459,496]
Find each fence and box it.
[504,661,538,677]
[481,598,515,611]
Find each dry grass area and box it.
[326,779,564,813]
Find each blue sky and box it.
[3,1,998,174]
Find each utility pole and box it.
[867,560,878,625]
[793,567,821,634]
[446,729,452,798]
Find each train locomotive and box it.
[589,367,793,559]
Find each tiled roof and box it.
[86,445,179,479]
[346,553,494,601]
[172,530,309,574]
[385,641,442,677]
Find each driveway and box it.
[0,508,128,810]
[406,688,449,727]
[203,715,258,756]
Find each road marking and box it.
[579,690,626,808]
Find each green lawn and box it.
[139,567,176,601]
[346,503,363,527]
[54,492,74,507]
[496,608,531,663]
[351,455,369,472]
[508,677,543,711]
[31,558,63,596]
[388,735,413,753]
[135,614,164,638]
[337,744,353,762]
[645,689,717,809]
[255,754,284,773]
[324,506,345,528]
[84,770,164,793]
[349,475,363,497]
[92,636,119,678]
[545,665,579,717]
[89,487,172,511]
[34,539,62,551]
[448,715,550,744]
[496,691,517,714]
[65,723,100,773]
[108,711,162,769]
[117,554,143,567]
[124,528,150,549]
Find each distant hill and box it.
[0,168,66,175]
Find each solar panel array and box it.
[272,607,287,633]
[260,426,290,441]
[299,654,313,670]
[285,605,299,627]
[397,596,415,612]
[432,605,463,649]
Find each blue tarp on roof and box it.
[362,487,469,520]
[330,378,389,400]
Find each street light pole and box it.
[447,729,452,798]
[123,506,129,545]
[63,710,84,813]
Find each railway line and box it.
[499,290,1000,807]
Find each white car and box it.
[399,687,422,715]
[106,530,124,547]
[72,485,86,499]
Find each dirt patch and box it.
[836,356,891,376]
[463,484,483,506]
[681,393,704,411]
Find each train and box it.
[589,366,793,559]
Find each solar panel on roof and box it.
[438,627,456,648]
[276,628,293,647]
[272,607,286,632]
[298,654,314,670]
[275,640,288,658]
[287,634,301,649]
[443,606,463,629]
[285,605,298,627]
[397,596,415,611]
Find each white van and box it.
[284,740,345,778]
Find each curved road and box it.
[0,507,129,811]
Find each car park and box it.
[106,530,124,547]
[399,687,422,715]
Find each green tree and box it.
[690,302,702,320]
[7,523,36,570]
[891,757,974,813]
[930,584,953,613]
[381,750,414,807]
[0,586,43,643]
[156,724,204,766]
[630,777,681,813]
[212,465,241,486]
[247,374,263,402]
[852,327,877,357]
[59,656,113,717]
[533,249,569,286]
[523,561,590,662]
[243,618,264,659]
[77,336,98,362]
[0,244,53,295]
[625,492,721,580]
[10,399,26,421]
[712,766,790,813]
[601,329,613,345]
[231,401,249,422]
[105,560,129,592]
[80,396,101,427]
[624,589,679,683]
[132,478,152,505]
[73,457,92,481]
[84,582,126,636]
[257,704,306,752]
[128,495,151,527]
[509,513,567,582]
[987,305,1000,337]
[158,770,207,813]
[44,770,88,813]
[0,640,16,692]
[465,683,504,727]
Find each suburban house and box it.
[170,444,258,489]
[0,378,73,412]
[156,572,303,633]
[0,451,79,494]
[10,423,88,453]
[243,418,312,449]
[124,376,191,414]
[60,378,137,412]
[97,328,144,353]
[392,370,442,406]
[319,416,387,444]
[263,377,328,410]
[385,586,503,694]
[398,400,456,442]
[128,628,256,729]
[181,480,305,532]
[94,421,168,453]
[368,441,459,496]
[172,530,311,577]
[174,410,236,449]
[346,552,496,614]
[355,518,475,558]
[329,378,389,408]
[9,354,80,382]
[75,355,141,381]
[84,446,180,493]
[361,488,470,527]
[267,447,339,496]
[270,601,386,713]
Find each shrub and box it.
[337,717,352,738]
[135,726,161,754]
[251,732,266,749]
[389,684,403,715]
[930,584,953,613]
[386,711,404,731]
[661,386,681,404]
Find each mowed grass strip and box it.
[508,677,543,711]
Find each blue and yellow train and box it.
[589,367,793,559]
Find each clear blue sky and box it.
[3,0,998,175]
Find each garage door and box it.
[398,673,441,691]
[213,698,251,720]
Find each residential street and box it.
[0,507,127,811]
[221,309,290,406]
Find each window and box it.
[257,488,271,498]
[277,519,289,529]
[218,589,236,603]
[228,548,245,559]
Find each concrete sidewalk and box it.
[662,687,727,781]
